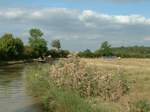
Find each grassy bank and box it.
[24,58,150,112]
[0,60,26,66]
[24,64,95,112]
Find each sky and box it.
[0,0,150,51]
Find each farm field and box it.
[84,58,150,98]
[84,58,150,109]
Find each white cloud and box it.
[144,37,150,41]
[0,8,150,50]
[79,10,150,25]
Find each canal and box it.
[0,64,42,112]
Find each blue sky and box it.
[0,0,150,51]
[1,0,150,16]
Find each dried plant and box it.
[49,56,129,101]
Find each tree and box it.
[48,49,69,58]
[0,33,24,60]
[48,39,69,58]
[23,46,34,59]
[59,50,70,58]
[51,39,61,50]
[0,33,15,59]
[14,37,24,57]
[29,28,43,38]
[29,28,48,58]
[78,49,94,58]
[100,41,112,56]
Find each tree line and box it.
[0,28,69,61]
[1,28,150,61]
[78,41,150,58]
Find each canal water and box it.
[0,64,42,112]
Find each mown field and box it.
[25,58,150,112]
[83,58,150,110]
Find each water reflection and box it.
[0,64,42,112]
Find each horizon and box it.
[0,0,150,51]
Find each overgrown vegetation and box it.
[25,57,150,112]
[25,64,94,112]
[25,56,134,112]
[49,56,129,101]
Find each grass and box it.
[24,58,150,112]
[83,58,150,111]
[83,58,150,98]
[24,64,96,112]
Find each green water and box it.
[0,64,42,112]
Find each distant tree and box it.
[48,39,69,58]
[51,39,61,50]
[29,28,48,58]
[59,50,70,58]
[94,49,102,57]
[29,28,43,39]
[100,41,112,56]
[78,49,94,58]
[48,49,60,58]
[48,49,69,58]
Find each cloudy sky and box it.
[0,0,150,51]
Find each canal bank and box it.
[0,60,33,66]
